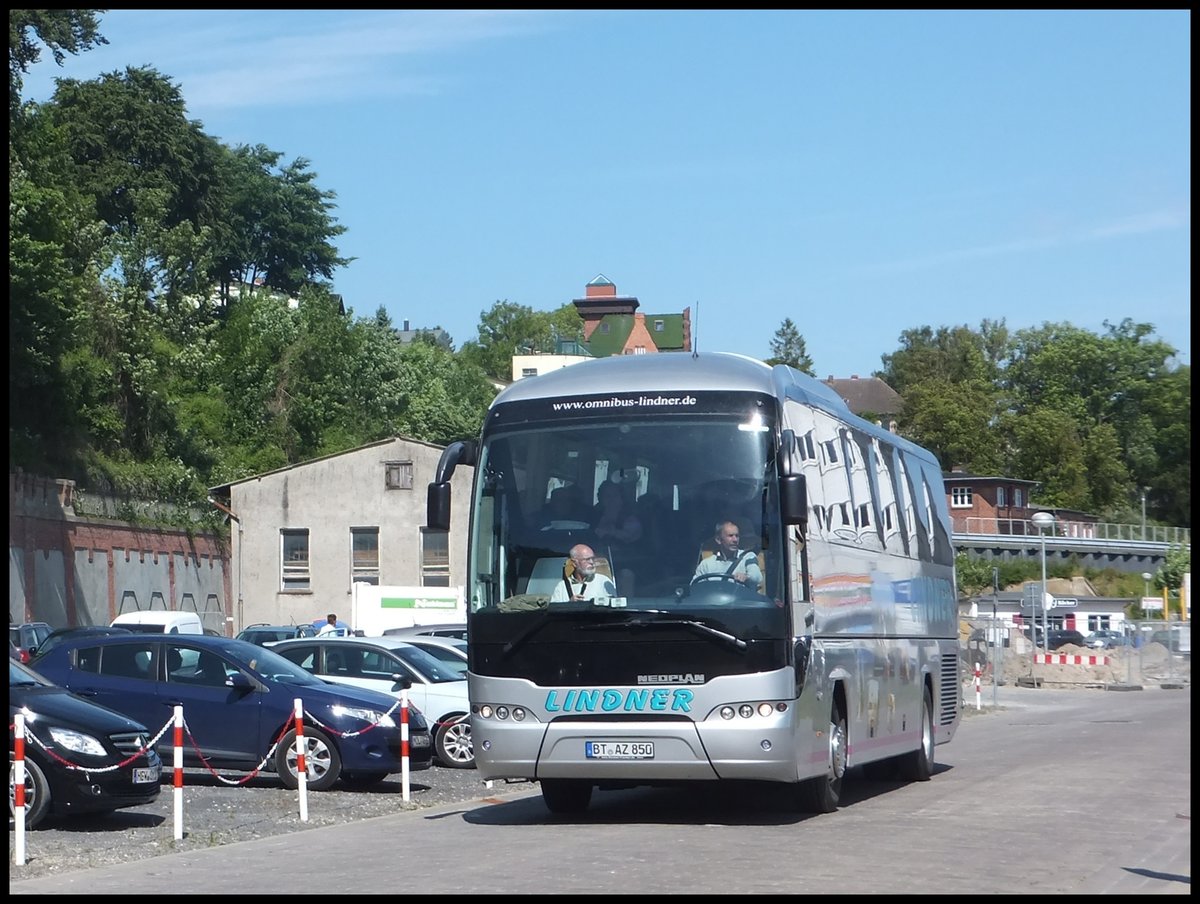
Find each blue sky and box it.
[20,10,1190,378]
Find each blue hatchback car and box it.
[31,634,433,790]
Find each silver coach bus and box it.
[428,352,960,814]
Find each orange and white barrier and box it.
[974,662,982,710]
[1035,653,1110,665]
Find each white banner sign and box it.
[1141,596,1164,610]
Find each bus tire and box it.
[795,700,846,813]
[540,778,592,814]
[898,686,934,782]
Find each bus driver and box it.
[692,520,762,588]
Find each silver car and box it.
[270,636,473,769]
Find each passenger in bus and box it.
[592,480,642,592]
[550,544,618,603]
[692,520,762,588]
[537,484,589,529]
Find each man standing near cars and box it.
[317,613,341,637]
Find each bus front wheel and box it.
[795,700,846,813]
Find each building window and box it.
[1014,487,1023,508]
[351,527,380,586]
[996,486,1006,507]
[385,461,413,490]
[599,323,610,333]
[634,345,646,354]
[281,529,310,591]
[951,487,972,508]
[421,529,450,587]
[521,368,538,378]
[654,320,664,332]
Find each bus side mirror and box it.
[427,482,451,531]
[780,474,807,525]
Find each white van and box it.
[110,610,205,634]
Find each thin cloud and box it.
[869,207,1190,274]
[111,10,569,110]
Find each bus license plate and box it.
[133,765,160,784]
[585,741,654,759]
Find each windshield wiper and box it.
[499,606,619,660]
[578,610,748,651]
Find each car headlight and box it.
[329,704,397,728]
[47,726,108,757]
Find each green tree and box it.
[209,144,352,304]
[459,300,555,381]
[765,318,814,373]
[897,378,1003,474]
[1007,408,1090,509]
[878,321,1007,395]
[9,8,107,121]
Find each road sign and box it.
[1141,597,1164,610]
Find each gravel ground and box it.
[9,762,532,880]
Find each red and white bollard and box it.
[400,688,410,803]
[14,712,26,865]
[974,662,982,711]
[173,705,184,840]
[294,698,308,822]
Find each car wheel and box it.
[10,756,51,829]
[540,778,592,814]
[275,726,341,791]
[435,715,474,769]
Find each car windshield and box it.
[391,643,466,683]
[409,642,468,677]
[216,639,326,685]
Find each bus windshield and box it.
[468,409,786,618]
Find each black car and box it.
[9,657,162,829]
[31,634,433,789]
[1047,629,1089,651]
[32,625,132,661]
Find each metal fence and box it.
[955,517,1190,547]
[959,616,1191,692]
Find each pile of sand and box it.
[977,639,1188,688]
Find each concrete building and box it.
[208,436,472,633]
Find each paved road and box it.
[11,685,1190,895]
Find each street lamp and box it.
[1031,511,1056,666]
[1141,571,1153,600]
[1141,489,1147,541]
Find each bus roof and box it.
[491,351,936,464]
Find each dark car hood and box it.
[10,683,150,733]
